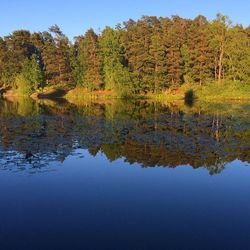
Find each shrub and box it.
[15,74,33,95]
[184,89,195,105]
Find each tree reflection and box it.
[0,98,249,174]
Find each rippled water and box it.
[0,98,249,250]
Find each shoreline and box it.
[2,85,250,104]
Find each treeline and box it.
[0,14,250,96]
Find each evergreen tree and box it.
[4,30,36,76]
[150,27,167,92]
[225,25,250,82]
[163,19,183,88]
[187,15,213,85]
[33,25,73,86]
[15,54,44,95]
[99,27,134,97]
[75,29,102,90]
[0,38,9,84]
[48,25,73,85]
[180,44,192,84]
[122,17,154,93]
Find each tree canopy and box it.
[0,14,249,95]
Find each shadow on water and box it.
[0,97,249,175]
[37,88,68,99]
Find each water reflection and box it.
[0,97,249,174]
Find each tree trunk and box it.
[218,45,224,82]
[214,57,217,80]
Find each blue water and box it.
[0,99,249,250]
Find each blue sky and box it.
[1,0,249,40]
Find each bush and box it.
[15,74,33,95]
[14,55,45,95]
[184,89,195,105]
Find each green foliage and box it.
[209,14,232,82]
[15,74,32,95]
[181,81,250,101]
[0,14,249,99]
[74,29,102,90]
[187,15,213,84]
[225,25,250,82]
[181,45,193,84]
[99,27,134,97]
[15,55,44,95]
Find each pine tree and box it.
[187,15,213,85]
[0,38,8,84]
[75,29,102,90]
[122,17,154,93]
[4,30,35,75]
[163,20,183,88]
[149,18,168,92]
[99,27,133,97]
[48,25,73,85]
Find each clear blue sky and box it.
[1,0,249,40]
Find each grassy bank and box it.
[2,81,249,103]
[180,81,250,101]
[64,88,114,102]
[142,82,250,102]
[43,82,250,103]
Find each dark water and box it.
[0,98,250,250]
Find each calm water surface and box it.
[0,98,249,250]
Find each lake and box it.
[0,98,249,250]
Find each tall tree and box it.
[225,25,250,82]
[149,24,167,92]
[187,15,213,85]
[15,54,44,95]
[39,25,73,86]
[210,14,231,82]
[162,16,187,88]
[4,30,36,84]
[75,29,102,90]
[99,27,133,97]
[0,38,9,84]
[122,17,154,93]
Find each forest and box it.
[0,13,250,98]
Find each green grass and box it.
[180,81,250,102]
[64,88,113,102]
[25,81,250,104]
[145,93,182,101]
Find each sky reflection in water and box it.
[0,98,249,250]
